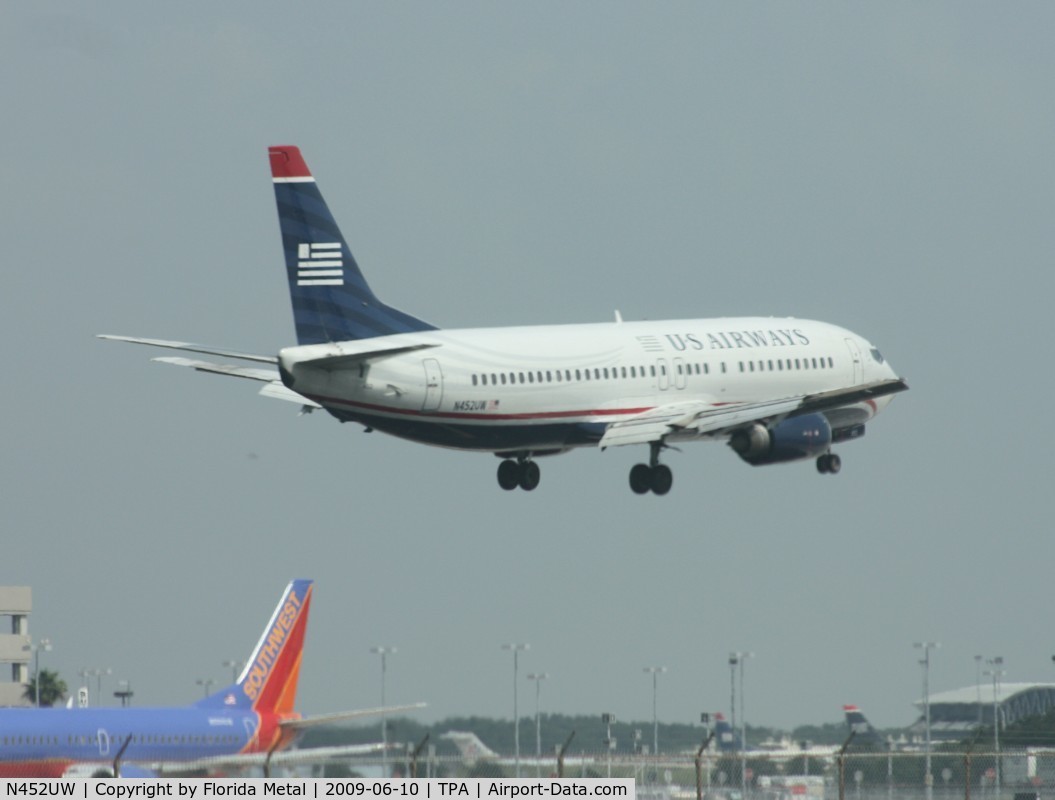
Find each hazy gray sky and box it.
[3,3,1053,735]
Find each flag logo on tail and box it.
[297,242,344,286]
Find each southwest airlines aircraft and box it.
[102,146,907,494]
[0,580,415,778]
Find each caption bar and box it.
[1,780,634,800]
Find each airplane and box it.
[101,145,908,495]
[0,580,421,778]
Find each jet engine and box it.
[728,413,832,466]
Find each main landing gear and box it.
[629,442,673,496]
[497,457,541,491]
[816,452,842,474]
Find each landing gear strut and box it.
[629,442,673,496]
[816,452,842,474]
[497,457,540,491]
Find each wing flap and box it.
[600,378,908,448]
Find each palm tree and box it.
[22,668,68,707]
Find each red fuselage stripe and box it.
[305,394,656,422]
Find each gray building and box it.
[0,586,32,707]
[910,683,1055,742]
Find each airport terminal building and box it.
[909,683,1055,742]
[0,586,33,707]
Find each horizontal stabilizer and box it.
[98,335,277,364]
[258,382,321,408]
[152,356,278,381]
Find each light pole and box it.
[643,666,667,760]
[29,638,51,707]
[974,655,983,728]
[196,677,215,698]
[526,672,548,777]
[502,643,530,778]
[80,668,112,707]
[728,655,738,733]
[913,642,939,798]
[223,660,242,684]
[984,657,1005,795]
[371,646,397,775]
[730,652,754,796]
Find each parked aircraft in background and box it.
[0,580,421,778]
[102,146,907,494]
[843,704,887,748]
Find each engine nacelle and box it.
[729,413,832,466]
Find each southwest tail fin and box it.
[269,146,436,345]
[713,712,742,751]
[196,579,314,714]
[843,704,885,747]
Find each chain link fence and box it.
[394,748,1055,800]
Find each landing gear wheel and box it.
[497,459,520,490]
[816,453,842,474]
[629,463,652,495]
[650,464,673,495]
[519,460,541,491]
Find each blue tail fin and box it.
[269,146,436,344]
[713,712,742,751]
[843,705,885,747]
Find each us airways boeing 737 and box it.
[101,145,907,494]
[0,580,421,778]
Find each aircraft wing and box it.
[149,742,389,776]
[279,702,428,732]
[600,377,908,448]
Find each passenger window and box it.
[795,359,801,369]
[575,369,581,380]
[749,362,755,372]
[739,362,744,373]
[500,374,507,385]
[828,357,834,368]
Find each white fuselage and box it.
[278,316,899,454]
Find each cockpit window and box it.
[870,347,885,364]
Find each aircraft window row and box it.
[469,362,723,387]
[738,356,834,374]
[2,735,60,745]
[22,733,244,747]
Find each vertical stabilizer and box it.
[269,146,436,344]
[843,704,885,747]
[196,580,313,714]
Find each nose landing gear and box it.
[816,452,842,474]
